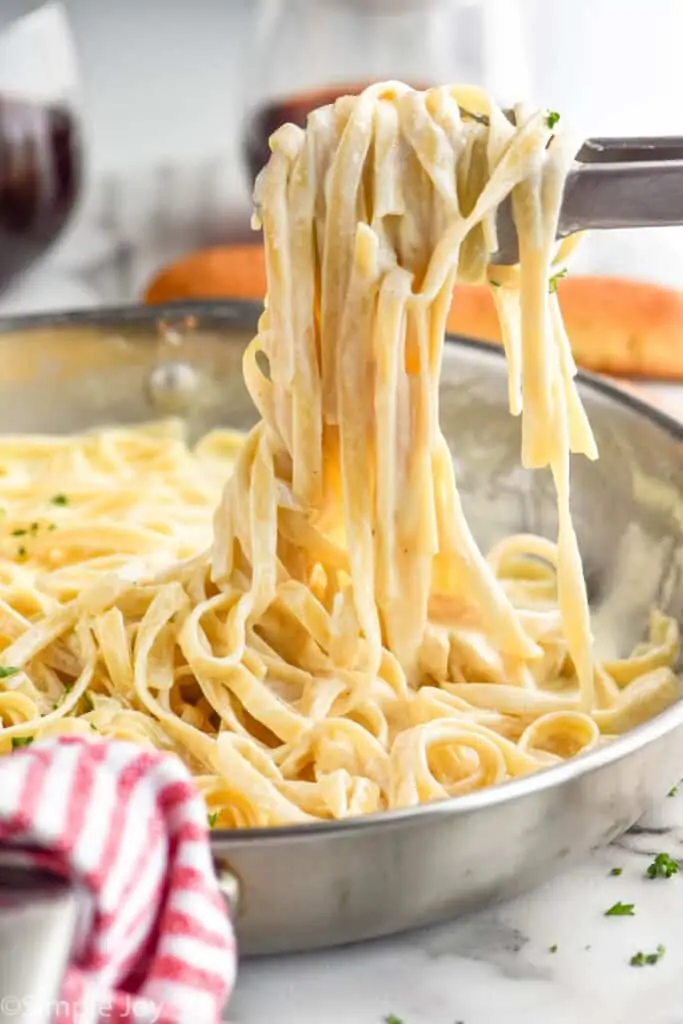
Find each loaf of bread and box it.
[144,247,683,379]
[446,276,683,378]
[144,246,267,306]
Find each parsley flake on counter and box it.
[12,736,33,749]
[669,786,679,797]
[384,1016,404,1024]
[0,667,19,679]
[549,944,558,953]
[207,811,218,828]
[50,494,69,506]
[549,268,568,293]
[546,110,560,130]
[630,944,665,967]
[646,853,679,879]
[609,867,623,877]
[605,901,635,917]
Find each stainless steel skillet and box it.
[1,300,683,957]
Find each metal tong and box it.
[493,136,683,264]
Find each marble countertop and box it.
[3,157,683,1024]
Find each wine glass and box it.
[241,0,529,187]
[0,1,83,292]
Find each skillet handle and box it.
[0,860,238,1023]
[0,865,79,1023]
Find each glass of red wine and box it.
[242,0,528,189]
[0,1,82,293]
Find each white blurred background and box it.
[62,0,683,172]
[4,0,683,311]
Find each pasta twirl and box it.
[0,84,679,828]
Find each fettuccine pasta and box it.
[0,83,679,828]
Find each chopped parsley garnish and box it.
[546,110,560,130]
[50,494,68,506]
[605,901,635,916]
[0,666,19,679]
[12,736,33,749]
[47,523,57,532]
[646,852,679,879]
[549,268,568,293]
[609,867,623,876]
[58,686,74,708]
[669,785,679,796]
[549,944,558,953]
[489,279,501,287]
[16,546,26,558]
[207,811,218,828]
[81,691,94,713]
[29,522,38,535]
[630,944,665,967]
[10,528,26,537]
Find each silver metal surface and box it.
[494,135,683,264]
[0,867,79,1023]
[214,858,241,916]
[1,300,683,957]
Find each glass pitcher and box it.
[241,0,528,186]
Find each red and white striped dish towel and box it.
[0,736,236,1023]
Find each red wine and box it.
[0,95,81,289]
[243,83,428,186]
